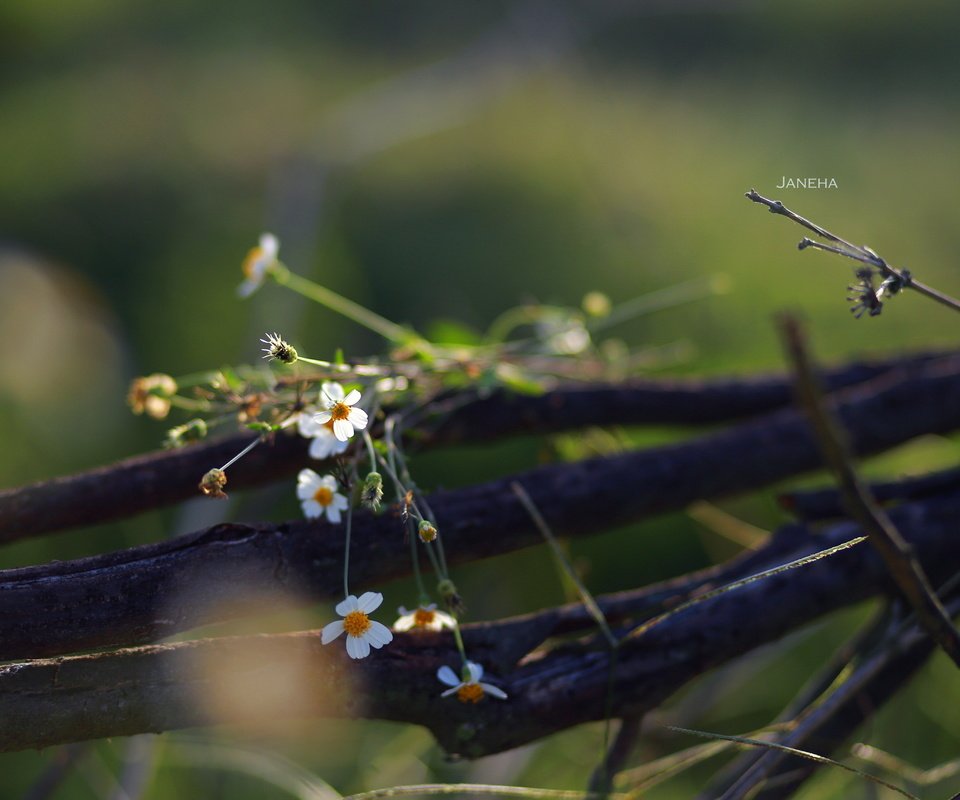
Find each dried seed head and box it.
[199,468,228,499]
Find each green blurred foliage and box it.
[2,2,960,798]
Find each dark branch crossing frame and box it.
[1,351,959,793]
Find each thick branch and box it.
[0,353,945,542]
[2,496,959,756]
[4,356,960,661]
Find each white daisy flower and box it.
[296,469,349,523]
[297,409,350,460]
[321,592,394,659]
[437,661,508,703]
[237,233,279,298]
[393,604,457,632]
[314,381,368,442]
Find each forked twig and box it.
[746,188,960,314]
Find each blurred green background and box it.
[2,1,960,797]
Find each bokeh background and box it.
[2,1,959,797]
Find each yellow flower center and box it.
[330,401,351,421]
[343,610,371,637]
[413,609,436,628]
[457,683,485,704]
[242,246,264,278]
[313,487,334,507]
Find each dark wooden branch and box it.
[0,352,946,542]
[778,465,960,521]
[5,355,960,662]
[2,495,959,756]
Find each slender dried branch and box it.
[6,356,960,660]
[587,716,642,796]
[780,315,960,668]
[701,603,899,797]
[2,495,960,757]
[745,189,960,314]
[716,600,952,800]
[0,352,947,542]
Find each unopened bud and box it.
[418,519,438,543]
[361,471,384,511]
[165,418,208,449]
[437,578,465,616]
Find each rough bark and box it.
[4,355,960,661]
[0,352,945,542]
[1,495,958,757]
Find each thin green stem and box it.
[343,495,354,599]
[587,275,726,334]
[362,430,378,475]
[408,519,427,602]
[295,355,390,377]
[511,481,618,650]
[273,267,419,345]
[450,622,468,668]
[217,437,262,472]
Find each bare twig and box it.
[587,716,642,797]
[780,314,960,668]
[745,188,960,314]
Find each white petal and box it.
[441,686,461,697]
[309,435,335,460]
[320,620,344,644]
[356,592,383,613]
[437,666,460,687]
[314,411,333,425]
[365,622,393,648]
[347,407,368,430]
[237,279,259,298]
[332,419,353,441]
[343,389,362,406]
[320,475,339,491]
[321,382,345,404]
[467,662,483,682]
[297,468,320,485]
[346,635,370,659]
[297,413,323,438]
[301,500,321,519]
[259,233,278,257]
[480,682,508,699]
[297,482,318,500]
[435,611,457,629]
[332,494,349,511]
[393,615,415,632]
[325,504,342,524]
[335,596,359,616]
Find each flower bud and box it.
[361,471,384,512]
[437,578,465,616]
[418,519,438,543]
[165,418,208,449]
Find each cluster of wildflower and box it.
[126,228,686,700]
